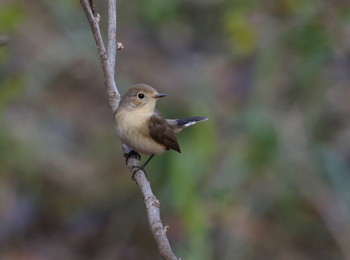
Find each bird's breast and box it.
[115,110,166,155]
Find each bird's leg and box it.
[142,154,155,168]
[131,154,155,181]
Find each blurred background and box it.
[1,0,350,259]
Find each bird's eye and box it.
[137,93,145,99]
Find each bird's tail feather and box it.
[167,116,208,133]
[177,116,208,127]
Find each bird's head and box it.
[120,83,166,111]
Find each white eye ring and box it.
[137,93,145,99]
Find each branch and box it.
[80,1,180,259]
[80,0,120,113]
[123,145,180,260]
[107,0,117,78]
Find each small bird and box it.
[115,83,208,170]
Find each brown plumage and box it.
[149,111,181,153]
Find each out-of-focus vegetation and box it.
[1,0,350,259]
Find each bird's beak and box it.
[154,93,166,99]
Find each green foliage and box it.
[0,3,25,33]
[0,76,24,113]
[286,21,330,58]
[243,111,277,171]
[223,8,256,56]
[0,130,18,166]
[137,0,179,26]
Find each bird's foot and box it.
[123,149,149,181]
[131,165,147,181]
[125,150,141,164]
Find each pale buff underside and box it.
[115,109,166,155]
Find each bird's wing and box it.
[148,113,181,153]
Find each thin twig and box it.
[107,0,117,77]
[79,1,180,259]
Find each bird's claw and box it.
[125,150,141,164]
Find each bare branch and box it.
[80,1,180,259]
[108,0,117,76]
[123,145,180,260]
[80,0,120,113]
[88,0,96,15]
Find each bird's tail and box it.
[167,116,208,133]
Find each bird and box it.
[115,83,208,172]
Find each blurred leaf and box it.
[319,147,350,205]
[0,130,17,166]
[270,0,311,17]
[0,47,9,64]
[223,9,256,56]
[0,76,24,113]
[223,1,257,56]
[286,20,330,58]
[0,127,38,179]
[0,3,25,33]
[339,7,350,21]
[243,109,277,171]
[138,0,179,26]
[280,16,332,107]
